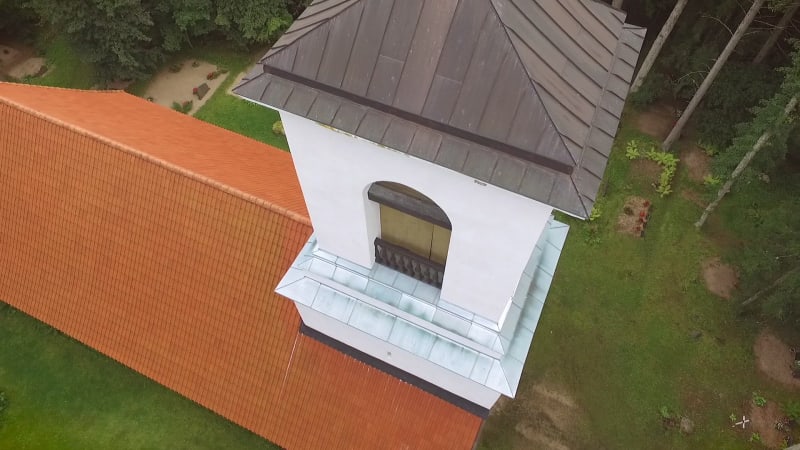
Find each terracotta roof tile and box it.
[0,83,482,449]
[0,82,308,220]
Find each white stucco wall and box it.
[281,112,552,324]
[297,304,502,409]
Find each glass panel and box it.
[430,225,450,265]
[380,204,434,258]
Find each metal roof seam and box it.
[419,0,461,118]
[533,0,615,67]
[441,7,493,127]
[265,0,363,65]
[473,48,512,139]
[340,0,368,91]
[571,24,635,215]
[581,0,625,30]
[487,0,578,169]
[389,0,430,111]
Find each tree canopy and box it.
[13,0,304,83]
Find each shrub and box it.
[171,100,192,114]
[625,140,641,160]
[272,120,285,136]
[784,400,800,422]
[625,140,679,197]
[703,174,721,187]
[752,392,767,407]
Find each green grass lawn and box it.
[477,120,799,449]
[0,303,278,450]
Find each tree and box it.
[26,0,160,82]
[22,0,296,82]
[694,95,797,228]
[630,0,689,94]
[752,1,799,64]
[695,43,800,228]
[150,0,215,52]
[214,0,292,45]
[662,0,767,150]
[0,0,36,37]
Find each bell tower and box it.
[236,0,644,411]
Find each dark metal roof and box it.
[235,0,645,218]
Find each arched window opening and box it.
[368,182,451,288]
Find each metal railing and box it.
[374,238,445,288]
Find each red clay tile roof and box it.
[0,82,308,220]
[0,83,483,449]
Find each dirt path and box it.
[0,42,45,80]
[143,60,228,115]
[701,257,738,299]
[749,401,787,448]
[754,329,800,390]
[508,383,585,449]
[680,145,711,183]
[635,103,677,141]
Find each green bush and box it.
[784,400,800,422]
[171,100,193,114]
[752,391,767,407]
[272,120,285,137]
[0,390,9,424]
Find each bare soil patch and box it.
[754,329,800,390]
[701,257,738,299]
[749,401,787,448]
[7,57,48,79]
[630,158,661,185]
[0,44,21,68]
[511,383,585,450]
[681,189,705,208]
[681,145,711,182]
[635,102,677,140]
[0,42,43,80]
[143,60,228,115]
[616,196,652,237]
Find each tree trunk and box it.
[695,95,798,229]
[752,2,799,64]
[741,266,800,306]
[612,0,623,8]
[663,0,767,151]
[630,0,689,94]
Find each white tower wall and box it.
[282,112,552,325]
